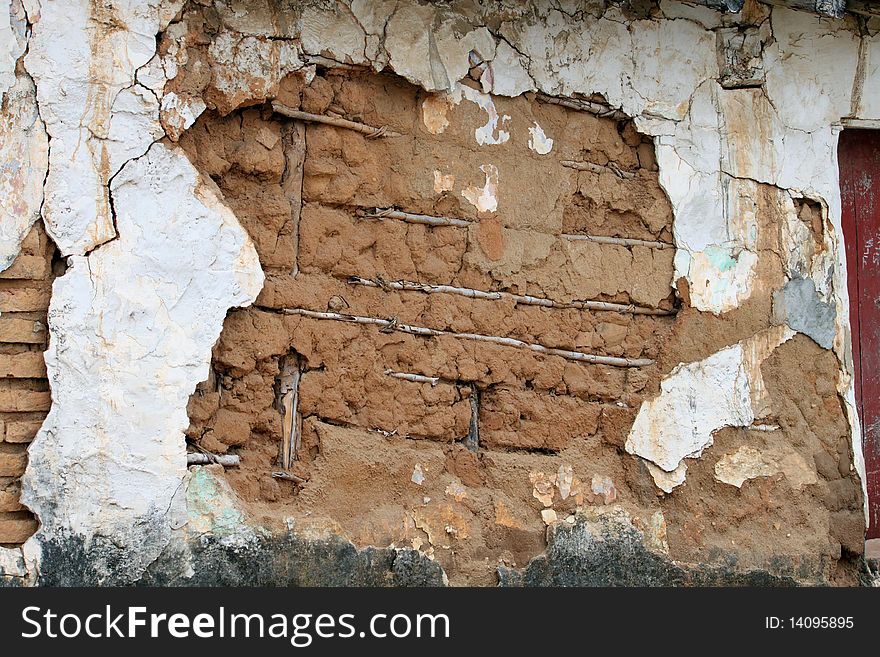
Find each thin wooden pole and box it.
[347,276,674,315]
[363,208,473,227]
[281,307,655,367]
[271,102,402,138]
[561,234,674,250]
[535,92,629,121]
[560,159,636,180]
[187,453,240,467]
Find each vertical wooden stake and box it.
[277,354,302,469]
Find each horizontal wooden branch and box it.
[281,307,654,367]
[385,370,441,386]
[272,471,307,484]
[347,275,675,316]
[561,234,674,250]
[561,159,637,180]
[271,102,403,138]
[363,208,473,227]
[535,93,629,121]
[187,453,240,467]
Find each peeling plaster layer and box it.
[626,326,795,479]
[0,0,26,97]
[715,444,818,489]
[20,143,262,582]
[24,0,184,256]
[0,65,48,271]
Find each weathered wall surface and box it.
[0,0,877,585]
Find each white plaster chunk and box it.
[0,70,49,271]
[714,445,818,489]
[25,0,185,256]
[0,547,26,578]
[207,31,303,110]
[645,459,687,493]
[482,40,534,97]
[300,3,368,65]
[349,0,398,66]
[384,4,495,92]
[0,0,28,100]
[626,326,795,481]
[21,143,263,580]
[462,164,499,213]
[160,91,207,142]
[590,474,617,504]
[557,464,573,500]
[527,121,553,155]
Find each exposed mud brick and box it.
[480,387,601,451]
[829,510,865,555]
[562,362,627,402]
[0,481,23,512]
[4,419,44,444]
[0,255,51,280]
[0,315,47,344]
[298,203,473,286]
[0,390,52,413]
[176,63,867,586]
[206,408,253,449]
[0,352,47,378]
[0,284,52,312]
[0,446,27,477]
[0,513,38,544]
[562,170,673,240]
[299,369,471,440]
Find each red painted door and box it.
[839,129,880,539]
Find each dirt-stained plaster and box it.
[0,0,877,585]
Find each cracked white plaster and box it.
[480,40,534,97]
[207,30,303,113]
[25,0,186,256]
[462,164,499,213]
[20,143,263,581]
[384,3,495,92]
[0,32,48,270]
[0,0,27,98]
[626,325,795,485]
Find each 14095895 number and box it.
[789,617,853,629]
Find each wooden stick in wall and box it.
[560,159,637,180]
[271,102,403,138]
[561,234,674,250]
[347,275,675,316]
[277,355,302,468]
[281,308,655,367]
[187,453,240,467]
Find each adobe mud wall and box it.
[0,0,878,586]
